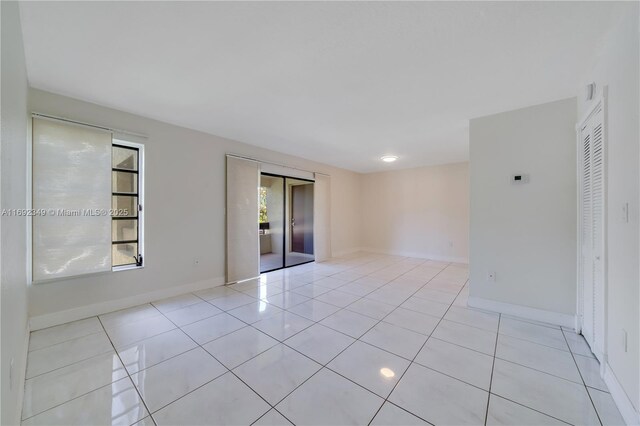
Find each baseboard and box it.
[603,363,640,426]
[330,247,366,258]
[467,296,575,328]
[29,276,225,331]
[360,247,468,264]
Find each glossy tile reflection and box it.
[22,252,621,426]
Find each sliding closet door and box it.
[313,173,331,262]
[226,155,260,283]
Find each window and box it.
[112,141,144,268]
[32,116,145,281]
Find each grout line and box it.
[375,400,436,426]
[146,263,419,425]
[143,299,279,424]
[484,313,501,426]
[22,313,173,421]
[24,340,114,380]
[96,316,157,426]
[366,271,467,425]
[240,254,420,424]
[225,260,443,412]
[492,356,595,387]
[20,376,136,423]
[23,254,472,425]
[240,258,447,421]
[560,328,604,426]
[487,394,574,425]
[26,328,107,354]
[497,330,574,353]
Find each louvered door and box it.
[580,127,594,347]
[578,101,605,362]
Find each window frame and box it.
[112,138,145,271]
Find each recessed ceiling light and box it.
[381,155,398,163]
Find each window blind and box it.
[226,155,260,283]
[32,117,112,281]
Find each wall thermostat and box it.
[511,174,529,184]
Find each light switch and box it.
[622,202,629,223]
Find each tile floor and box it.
[21,253,625,425]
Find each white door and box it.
[578,101,605,362]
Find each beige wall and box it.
[577,3,639,417]
[1,2,30,424]
[26,89,471,326]
[361,162,469,263]
[28,89,363,321]
[469,98,577,318]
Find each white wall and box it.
[469,98,577,319]
[27,89,362,324]
[577,3,639,418]
[1,2,30,424]
[361,162,469,263]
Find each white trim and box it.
[467,296,575,328]
[576,90,608,364]
[360,247,468,264]
[15,321,30,426]
[330,247,365,258]
[29,276,225,331]
[31,112,148,139]
[112,264,144,273]
[113,137,145,270]
[226,153,326,178]
[26,116,33,285]
[603,362,640,426]
[261,162,314,181]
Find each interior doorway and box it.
[259,173,314,273]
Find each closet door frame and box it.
[576,89,608,367]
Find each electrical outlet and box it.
[487,271,496,282]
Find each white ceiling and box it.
[19,2,621,173]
